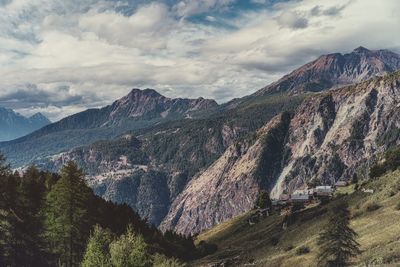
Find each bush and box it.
[396,202,400,211]
[295,246,310,255]
[365,202,381,212]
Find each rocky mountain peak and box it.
[256,47,400,95]
[29,112,51,124]
[353,46,371,54]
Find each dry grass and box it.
[191,170,400,266]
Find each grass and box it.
[191,170,400,266]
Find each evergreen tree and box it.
[110,225,151,267]
[81,225,113,267]
[44,161,93,267]
[317,201,360,267]
[0,154,21,266]
[13,166,48,266]
[152,253,186,267]
[255,190,272,209]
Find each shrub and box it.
[365,202,381,212]
[296,246,310,255]
[396,202,400,211]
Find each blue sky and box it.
[0,0,399,121]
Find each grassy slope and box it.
[193,170,400,266]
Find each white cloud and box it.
[0,0,399,120]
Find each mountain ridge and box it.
[255,47,400,95]
[0,107,51,141]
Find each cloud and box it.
[0,0,399,121]
[173,0,236,17]
[276,10,308,29]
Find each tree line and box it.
[0,154,198,267]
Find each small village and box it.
[249,180,375,225]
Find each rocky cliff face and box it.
[271,71,400,197]
[162,71,400,235]
[256,47,400,95]
[160,113,292,235]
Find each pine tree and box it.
[110,225,151,267]
[255,190,272,209]
[81,225,113,267]
[44,161,93,267]
[0,154,22,266]
[13,166,48,266]
[317,201,360,267]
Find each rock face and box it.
[256,47,400,95]
[160,113,292,235]
[0,107,50,141]
[271,71,400,197]
[163,71,400,235]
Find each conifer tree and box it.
[14,166,47,266]
[44,161,93,267]
[81,225,113,267]
[317,201,360,267]
[110,225,151,267]
[0,154,21,266]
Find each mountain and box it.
[161,71,400,235]
[0,89,218,166]
[3,47,400,235]
[0,107,51,141]
[255,46,400,95]
[32,93,304,226]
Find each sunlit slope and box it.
[193,170,400,266]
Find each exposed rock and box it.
[160,114,291,235]
[256,47,400,95]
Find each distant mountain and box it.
[0,107,50,141]
[0,89,218,166]
[255,46,400,95]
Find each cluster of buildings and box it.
[272,181,349,208]
[249,181,349,224]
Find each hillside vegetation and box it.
[193,170,400,266]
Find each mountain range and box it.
[1,47,400,234]
[0,107,50,141]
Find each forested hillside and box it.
[0,155,201,266]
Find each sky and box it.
[0,0,399,121]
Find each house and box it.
[290,194,310,203]
[335,181,348,187]
[315,185,334,196]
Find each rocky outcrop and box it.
[160,113,292,235]
[256,47,400,95]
